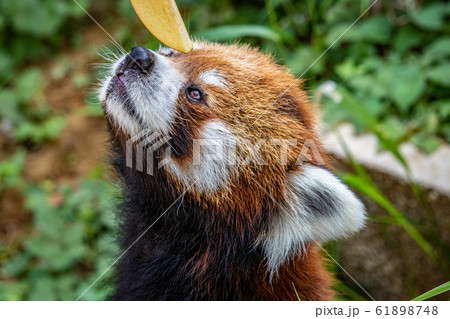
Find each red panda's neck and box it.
[110,144,333,300]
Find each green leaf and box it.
[0,149,26,189]
[13,116,65,144]
[393,26,425,53]
[434,99,450,118]
[73,73,92,88]
[427,63,450,87]
[423,37,450,64]
[0,282,28,301]
[350,16,392,43]
[379,118,407,145]
[410,3,449,31]
[335,59,365,80]
[0,90,20,121]
[56,274,79,300]
[196,25,282,43]
[28,275,57,301]
[364,98,385,118]
[0,50,13,75]
[325,16,392,45]
[411,134,442,154]
[42,116,65,140]
[65,0,91,18]
[412,281,450,301]
[2,254,31,277]
[376,64,425,112]
[287,46,322,75]
[15,68,43,101]
[5,0,63,37]
[442,125,450,142]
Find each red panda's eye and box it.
[186,86,204,103]
[189,90,200,100]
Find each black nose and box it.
[123,46,154,74]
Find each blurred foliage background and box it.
[0,0,449,300]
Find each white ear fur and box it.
[260,164,366,273]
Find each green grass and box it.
[412,281,450,301]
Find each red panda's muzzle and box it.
[120,46,155,75]
[100,46,183,135]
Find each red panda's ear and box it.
[259,164,366,273]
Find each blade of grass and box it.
[337,87,407,168]
[338,171,437,263]
[335,118,438,264]
[292,282,301,301]
[334,282,367,301]
[334,88,436,224]
[263,0,288,59]
[412,281,450,301]
[264,0,280,34]
[335,130,376,187]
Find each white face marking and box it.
[199,69,226,88]
[129,54,182,133]
[259,164,366,274]
[98,80,108,103]
[99,51,183,134]
[105,100,141,135]
[164,120,237,194]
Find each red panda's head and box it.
[99,42,366,273]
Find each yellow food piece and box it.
[130,0,193,53]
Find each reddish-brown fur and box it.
[105,42,337,300]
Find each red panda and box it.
[99,42,366,300]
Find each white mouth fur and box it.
[99,51,183,135]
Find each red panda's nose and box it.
[124,46,154,74]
